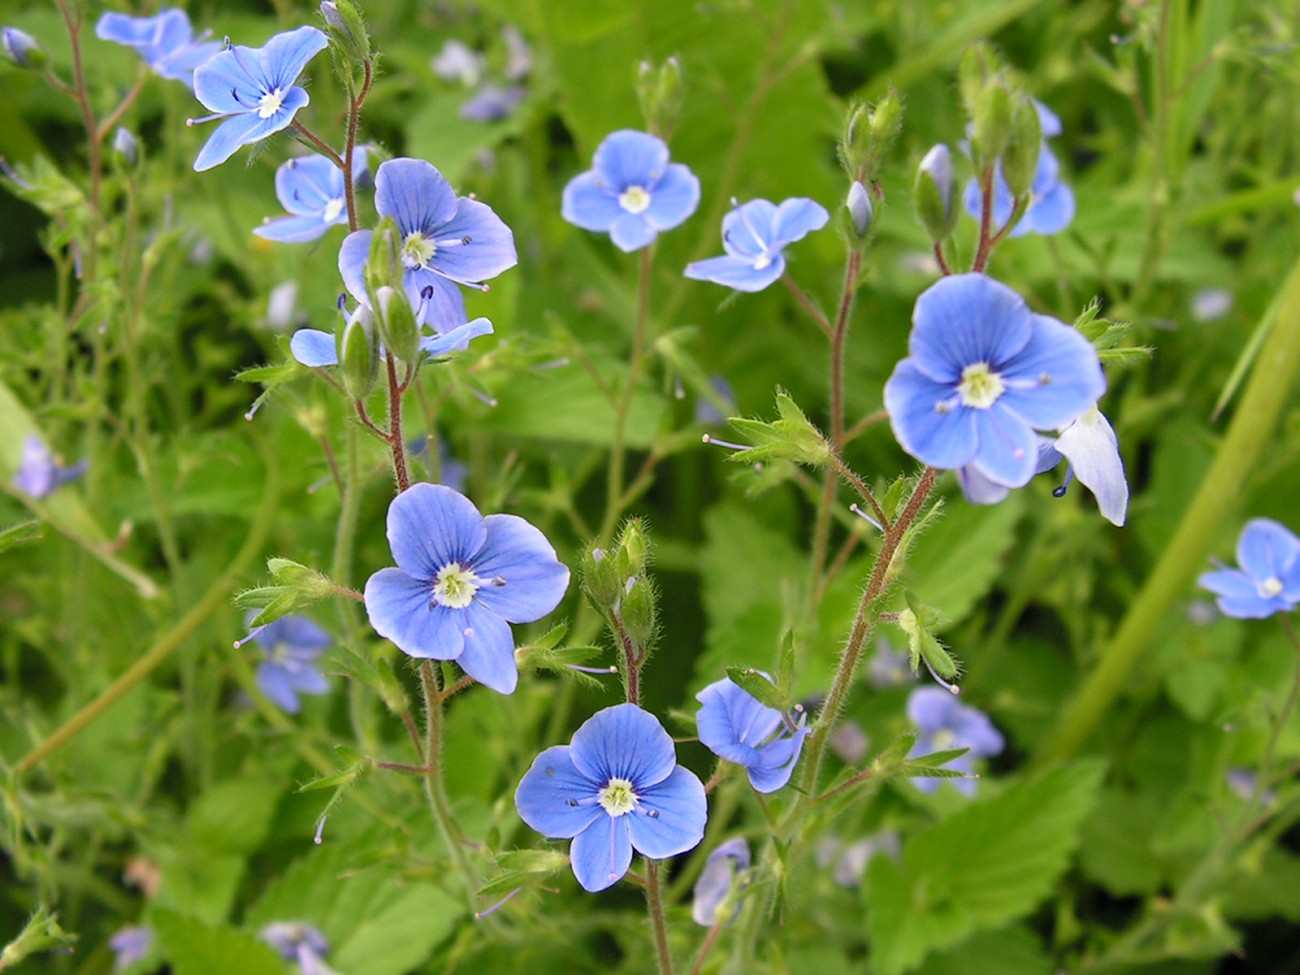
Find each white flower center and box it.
[257,88,286,119]
[753,254,773,270]
[931,729,956,750]
[402,231,437,269]
[597,777,638,816]
[1259,576,1284,598]
[432,562,482,609]
[619,185,651,214]
[323,198,344,223]
[957,363,1005,409]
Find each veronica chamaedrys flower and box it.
[1198,519,1300,619]
[684,197,828,292]
[695,676,809,793]
[907,686,1004,796]
[691,837,750,926]
[363,483,569,694]
[562,129,700,252]
[255,150,368,243]
[963,100,1074,237]
[11,434,87,499]
[260,922,337,975]
[109,926,154,972]
[188,26,328,172]
[3,27,42,68]
[289,295,494,368]
[338,158,517,334]
[515,703,707,892]
[236,613,331,714]
[884,274,1104,488]
[96,9,220,87]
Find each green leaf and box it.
[0,519,41,554]
[866,760,1105,975]
[187,779,283,855]
[912,924,1051,975]
[153,911,285,975]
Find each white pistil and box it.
[402,231,437,269]
[597,777,638,816]
[619,185,651,214]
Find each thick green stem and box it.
[1036,255,1300,763]
[419,662,478,913]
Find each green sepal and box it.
[495,850,572,874]
[777,628,796,698]
[375,286,420,367]
[234,558,338,626]
[616,518,649,580]
[296,748,372,793]
[636,57,683,140]
[339,303,379,398]
[363,217,401,299]
[320,0,371,67]
[726,390,831,467]
[0,906,77,971]
[580,544,621,613]
[1000,96,1042,198]
[971,81,1012,165]
[725,666,789,712]
[899,594,959,683]
[621,577,657,652]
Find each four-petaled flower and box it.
[96,9,220,88]
[562,130,700,252]
[695,676,809,793]
[363,483,569,694]
[256,150,368,244]
[684,197,828,292]
[238,613,332,714]
[11,434,87,499]
[963,100,1074,238]
[884,274,1104,488]
[338,158,517,334]
[188,26,328,172]
[691,837,750,926]
[515,703,707,892]
[1199,518,1300,619]
[906,687,1004,796]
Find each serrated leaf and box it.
[153,911,286,975]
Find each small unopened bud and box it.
[375,285,420,366]
[319,0,370,64]
[339,302,378,398]
[364,217,400,299]
[846,180,873,238]
[1000,96,1043,197]
[914,144,957,243]
[113,127,138,168]
[839,89,902,180]
[2,26,44,69]
[581,544,622,611]
[971,80,1013,165]
[620,577,656,651]
[957,42,1000,119]
[637,57,684,139]
[616,520,649,580]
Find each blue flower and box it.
[691,837,750,926]
[562,130,700,252]
[515,703,707,892]
[963,100,1074,237]
[259,922,333,974]
[338,158,517,334]
[188,26,328,172]
[11,434,87,499]
[109,926,154,971]
[883,274,1104,487]
[363,483,569,694]
[684,197,828,292]
[289,294,494,368]
[695,676,809,793]
[3,27,43,68]
[460,83,526,122]
[906,687,1004,795]
[96,9,220,88]
[1199,519,1300,619]
[255,150,369,244]
[238,613,331,714]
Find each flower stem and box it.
[645,859,675,975]
[971,164,996,273]
[290,119,347,173]
[385,355,411,493]
[419,661,478,914]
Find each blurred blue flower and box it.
[431,39,484,86]
[109,925,154,971]
[515,703,707,892]
[338,158,516,334]
[237,613,331,714]
[816,832,900,888]
[963,100,1074,237]
[255,150,368,244]
[460,83,526,122]
[3,27,42,68]
[289,297,494,368]
[684,197,828,292]
[907,687,1004,795]
[695,675,809,793]
[1199,519,1300,619]
[883,274,1104,488]
[363,483,569,694]
[867,636,915,689]
[96,9,219,88]
[562,130,699,252]
[408,435,469,492]
[691,837,750,926]
[188,26,328,171]
[260,921,334,974]
[12,434,87,499]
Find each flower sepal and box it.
[725,390,831,468]
[338,300,379,398]
[235,557,338,628]
[913,144,957,243]
[725,666,790,713]
[319,0,370,75]
[1000,96,1043,198]
[897,595,960,693]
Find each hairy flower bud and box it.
[839,89,902,180]
[581,545,622,612]
[1000,96,1043,197]
[971,80,1013,165]
[374,285,420,366]
[616,519,649,581]
[320,0,370,67]
[846,180,874,238]
[2,26,44,69]
[620,577,657,652]
[914,144,957,243]
[637,57,684,140]
[338,302,378,398]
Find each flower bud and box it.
[338,302,378,398]
[839,89,902,180]
[374,285,420,366]
[113,127,138,168]
[320,0,370,67]
[971,80,1013,165]
[616,519,649,581]
[913,144,957,243]
[957,42,1000,120]
[620,576,657,652]
[846,180,873,238]
[363,217,400,300]
[3,26,44,69]
[637,57,684,140]
[1000,95,1043,197]
[581,545,622,612]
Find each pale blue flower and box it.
[238,613,331,714]
[12,434,87,499]
[3,27,42,68]
[363,483,569,694]
[691,837,750,925]
[562,130,699,252]
[260,922,336,974]
[461,83,526,122]
[515,703,707,892]
[96,9,219,87]
[684,197,828,292]
[255,150,368,243]
[109,926,154,971]
[907,687,1004,796]
[1199,519,1300,619]
[884,274,1104,487]
[188,26,328,171]
[695,675,808,793]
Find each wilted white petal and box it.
[1054,405,1128,526]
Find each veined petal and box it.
[952,709,1005,757]
[260,25,328,91]
[969,402,1038,487]
[289,329,338,367]
[1034,99,1063,138]
[910,274,1033,383]
[1198,567,1260,601]
[154,39,222,85]
[569,814,633,892]
[998,315,1104,429]
[1054,407,1128,526]
[363,568,466,660]
[628,766,707,859]
[194,113,277,172]
[193,48,264,114]
[429,198,517,286]
[455,605,517,693]
[609,212,656,252]
[254,214,332,243]
[592,130,669,190]
[561,172,622,231]
[404,271,468,333]
[569,704,676,789]
[1236,519,1300,584]
[697,679,782,750]
[338,230,372,305]
[683,254,784,293]
[719,201,776,258]
[884,361,980,470]
[747,732,805,794]
[386,483,487,578]
[1022,181,1074,235]
[770,197,829,247]
[643,163,700,231]
[419,318,494,357]
[957,464,1012,505]
[374,158,456,234]
[515,745,604,839]
[275,156,339,215]
[471,514,570,623]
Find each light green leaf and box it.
[153,911,286,975]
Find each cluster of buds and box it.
[837,90,901,246]
[581,520,659,701]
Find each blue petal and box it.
[1199,568,1286,619]
[609,213,656,252]
[968,402,1038,487]
[405,270,468,333]
[363,567,467,659]
[561,171,622,231]
[1236,519,1300,584]
[338,230,371,305]
[883,361,980,470]
[470,514,569,623]
[515,745,604,838]
[192,47,263,114]
[592,130,669,190]
[643,163,700,231]
[907,687,960,732]
[695,681,765,768]
[419,318,494,357]
[154,39,222,85]
[957,464,1012,505]
[96,11,169,47]
[909,274,1033,384]
[374,158,457,234]
[255,214,332,243]
[569,814,633,892]
[952,708,1005,757]
[275,155,340,215]
[429,198,517,286]
[1034,99,1063,138]
[718,201,775,259]
[683,254,784,293]
[385,483,487,580]
[628,766,707,859]
[265,615,332,652]
[290,329,338,367]
[748,727,808,794]
[455,604,517,693]
[997,315,1104,429]
[770,197,829,247]
[569,704,676,789]
[1023,181,1074,235]
[256,662,303,713]
[193,112,283,172]
[260,26,328,90]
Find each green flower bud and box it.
[581,544,622,612]
[1000,96,1043,198]
[957,42,1000,119]
[364,216,401,301]
[637,57,684,139]
[839,89,903,180]
[971,80,1013,165]
[338,301,378,399]
[375,285,420,366]
[846,180,874,238]
[113,127,138,169]
[320,0,370,66]
[620,576,657,652]
[616,519,649,581]
[914,144,957,243]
